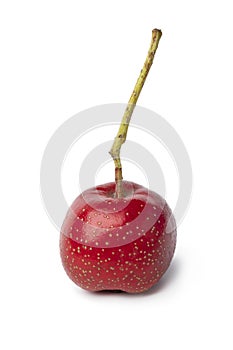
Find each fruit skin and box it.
[60,181,176,293]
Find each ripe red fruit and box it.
[59,29,177,293]
[60,181,176,293]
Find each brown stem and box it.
[109,28,162,198]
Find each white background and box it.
[1,1,233,349]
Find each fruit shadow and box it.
[86,256,181,298]
[140,257,181,296]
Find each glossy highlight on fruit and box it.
[60,181,176,293]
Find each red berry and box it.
[60,181,176,293]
